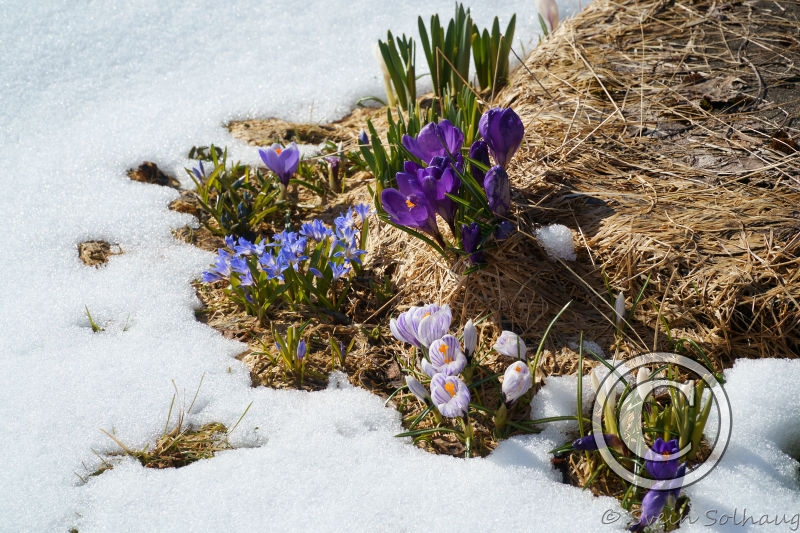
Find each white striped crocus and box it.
[405,375,430,404]
[493,330,527,360]
[430,373,470,418]
[428,335,467,376]
[502,361,532,403]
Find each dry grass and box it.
[184,0,799,461]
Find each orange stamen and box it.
[406,198,416,209]
[444,381,457,397]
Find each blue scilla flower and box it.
[300,219,333,242]
[201,249,233,283]
[334,208,357,232]
[258,251,288,281]
[229,256,254,286]
[232,237,265,256]
[334,239,367,266]
[353,203,374,223]
[329,261,351,281]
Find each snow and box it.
[535,223,577,261]
[2,0,798,532]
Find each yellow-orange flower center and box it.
[406,198,416,209]
[515,365,522,372]
[438,343,452,363]
[444,381,457,397]
[275,147,282,155]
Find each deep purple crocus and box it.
[478,107,525,168]
[469,140,490,186]
[258,142,300,187]
[484,165,511,216]
[430,373,471,418]
[461,222,484,265]
[629,463,687,532]
[572,433,625,453]
[402,119,464,164]
[380,188,440,238]
[645,438,680,480]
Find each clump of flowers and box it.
[377,106,525,267]
[201,204,373,323]
[389,304,539,457]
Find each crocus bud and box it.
[614,291,626,328]
[405,375,430,403]
[296,339,306,360]
[636,367,651,402]
[484,165,511,216]
[680,380,695,403]
[461,222,484,265]
[493,330,527,360]
[478,107,525,168]
[535,0,559,34]
[463,319,478,359]
[358,130,369,146]
[502,361,532,403]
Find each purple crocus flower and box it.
[478,107,525,168]
[358,130,369,145]
[258,142,300,187]
[484,165,511,216]
[430,373,471,418]
[402,120,464,164]
[380,188,440,238]
[296,340,307,360]
[645,438,680,480]
[494,330,527,360]
[469,140,490,186]
[461,222,484,265]
[629,464,687,532]
[428,335,467,376]
[572,433,625,453]
[502,361,532,403]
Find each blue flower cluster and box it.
[201,203,374,318]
